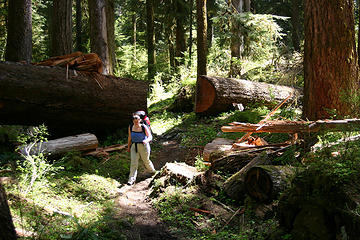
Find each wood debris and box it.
[33,51,103,74]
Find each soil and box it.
[113,135,191,240]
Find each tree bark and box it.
[5,0,32,63]
[106,0,116,74]
[244,165,295,202]
[229,0,243,77]
[291,0,301,51]
[196,0,207,77]
[303,0,358,120]
[0,62,148,136]
[195,75,302,115]
[20,133,98,156]
[203,138,234,162]
[75,0,85,52]
[175,0,187,66]
[51,0,73,56]
[146,0,156,81]
[0,182,17,240]
[88,0,113,75]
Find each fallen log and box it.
[195,75,302,115]
[223,154,271,202]
[0,61,148,136]
[20,133,98,156]
[222,119,360,134]
[244,165,296,203]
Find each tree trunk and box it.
[175,0,187,66]
[51,0,73,56]
[146,0,156,81]
[75,0,85,52]
[223,154,271,202]
[5,0,32,63]
[244,165,296,203]
[0,182,17,240]
[88,0,113,75]
[229,0,243,78]
[195,75,302,115]
[291,0,301,51]
[132,14,137,59]
[189,0,194,65]
[0,62,148,136]
[106,0,115,74]
[196,0,207,77]
[303,0,358,120]
[20,133,98,156]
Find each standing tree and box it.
[75,0,86,52]
[175,0,187,66]
[146,0,156,81]
[51,0,73,56]
[303,0,358,120]
[291,0,302,51]
[0,182,17,240]
[5,0,32,63]
[196,0,207,77]
[228,0,250,77]
[88,0,115,75]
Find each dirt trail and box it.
[113,138,188,240]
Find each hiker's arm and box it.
[143,126,152,144]
[127,126,131,152]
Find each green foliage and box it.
[194,155,210,171]
[32,0,51,62]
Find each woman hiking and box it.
[127,114,155,185]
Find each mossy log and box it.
[0,61,148,136]
[244,165,295,203]
[223,154,271,202]
[277,171,360,240]
[195,75,302,115]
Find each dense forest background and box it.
[2,1,360,240]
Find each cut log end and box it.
[195,76,216,113]
[245,167,273,202]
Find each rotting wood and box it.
[222,119,360,134]
[203,138,234,162]
[195,75,302,115]
[189,207,211,215]
[19,133,98,156]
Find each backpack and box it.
[133,110,151,129]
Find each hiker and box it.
[127,114,155,185]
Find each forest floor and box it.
[112,136,190,240]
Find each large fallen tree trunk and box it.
[222,119,360,134]
[0,62,148,136]
[195,75,302,115]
